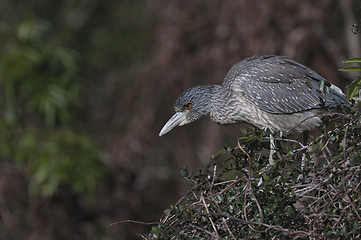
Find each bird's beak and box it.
[159,112,188,136]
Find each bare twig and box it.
[218,176,246,195]
[200,193,219,238]
[221,217,237,240]
[108,219,158,227]
[184,224,220,239]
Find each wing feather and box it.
[223,56,344,114]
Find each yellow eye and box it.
[184,103,192,110]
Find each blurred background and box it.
[0,0,360,239]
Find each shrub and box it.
[146,106,361,239]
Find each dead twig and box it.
[200,193,219,238]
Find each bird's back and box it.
[217,55,347,132]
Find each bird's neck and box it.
[209,84,230,124]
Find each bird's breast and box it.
[210,93,323,133]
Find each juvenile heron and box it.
[159,56,347,141]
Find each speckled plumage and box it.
[159,55,348,136]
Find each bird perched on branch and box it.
[159,55,348,162]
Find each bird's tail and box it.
[326,84,350,108]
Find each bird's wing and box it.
[224,56,343,114]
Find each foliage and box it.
[0,18,105,199]
[0,19,79,126]
[0,126,105,198]
[339,20,361,101]
[339,58,361,101]
[146,107,361,239]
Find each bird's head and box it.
[159,85,213,136]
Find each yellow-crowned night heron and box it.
[159,56,347,162]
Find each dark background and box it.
[0,0,360,239]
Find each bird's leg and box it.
[301,131,309,171]
[258,130,276,187]
[257,129,278,187]
[268,133,275,165]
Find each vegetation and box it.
[146,106,361,239]
[340,57,361,101]
[0,16,105,199]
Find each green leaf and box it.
[212,148,226,159]
[17,19,52,41]
[342,58,361,63]
[305,81,313,89]
[318,79,325,91]
[347,77,361,100]
[338,67,361,72]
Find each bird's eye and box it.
[184,103,192,110]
